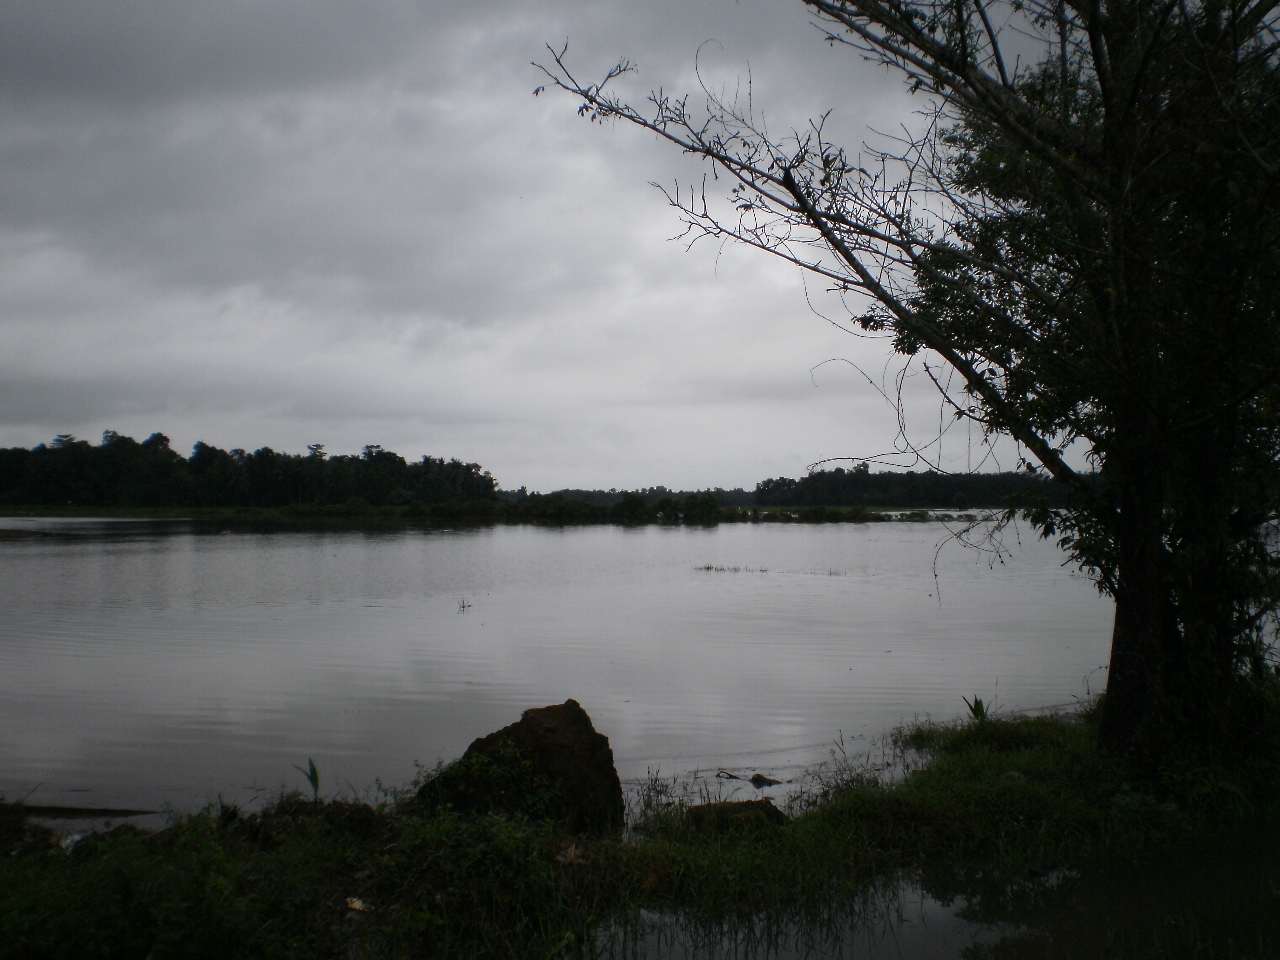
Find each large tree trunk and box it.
[1098,486,1180,761]
[1099,470,1256,762]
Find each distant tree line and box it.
[0,432,1067,519]
[496,489,729,525]
[505,486,753,508]
[754,464,1069,509]
[0,432,497,509]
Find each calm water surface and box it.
[0,519,1112,813]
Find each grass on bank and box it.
[3,703,1278,960]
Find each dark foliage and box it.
[0,433,497,509]
[755,466,1067,509]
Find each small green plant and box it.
[293,758,320,800]
[963,695,991,723]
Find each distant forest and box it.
[0,433,1065,519]
[0,432,496,509]
[755,463,1068,509]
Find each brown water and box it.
[0,519,1111,815]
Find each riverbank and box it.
[4,704,1277,959]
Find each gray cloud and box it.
[0,0,990,489]
[0,0,431,101]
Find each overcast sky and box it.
[0,0,1018,491]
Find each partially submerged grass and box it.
[4,704,1278,959]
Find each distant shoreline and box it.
[0,503,991,528]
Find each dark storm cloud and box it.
[0,0,430,101]
[0,0,887,307]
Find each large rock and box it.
[417,699,624,833]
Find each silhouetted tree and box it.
[653,496,682,523]
[682,491,721,524]
[755,468,1066,508]
[0,434,498,512]
[612,491,652,524]
[189,441,241,507]
[545,0,1280,761]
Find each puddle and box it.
[599,829,1280,959]
[601,881,1000,959]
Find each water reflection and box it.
[602,880,998,959]
[0,520,1111,813]
[600,831,1280,959]
[932,831,1280,958]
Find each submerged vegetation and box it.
[4,702,1278,959]
[0,495,979,530]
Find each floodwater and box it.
[0,518,1112,815]
[599,830,1280,958]
[8,518,1275,959]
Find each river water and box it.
[0,518,1112,815]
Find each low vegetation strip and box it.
[3,702,1278,959]
[0,433,497,511]
[1,431,1062,520]
[0,501,981,529]
[754,463,1068,510]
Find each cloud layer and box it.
[0,0,1002,490]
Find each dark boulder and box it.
[685,798,788,832]
[416,699,624,833]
